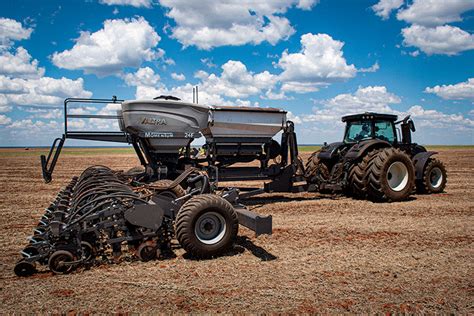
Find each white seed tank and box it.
[121,99,287,153]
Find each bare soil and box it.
[0,148,472,313]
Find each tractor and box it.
[305,112,447,202]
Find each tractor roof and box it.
[341,112,398,122]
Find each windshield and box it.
[374,120,395,142]
[344,121,372,142]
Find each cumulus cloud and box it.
[371,0,403,20]
[0,18,32,49]
[0,47,45,78]
[303,86,401,122]
[397,0,474,26]
[51,17,161,76]
[402,24,474,55]
[0,114,12,125]
[358,62,380,73]
[158,0,318,49]
[122,33,362,103]
[425,78,474,102]
[277,33,357,93]
[407,105,474,131]
[122,67,160,87]
[198,60,277,98]
[128,65,264,107]
[171,73,186,81]
[0,75,92,106]
[372,0,474,56]
[99,0,153,8]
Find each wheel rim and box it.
[387,161,409,192]
[430,167,443,188]
[194,211,226,245]
[49,251,74,274]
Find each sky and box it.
[0,0,473,147]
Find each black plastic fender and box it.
[344,139,391,161]
[318,142,345,160]
[412,151,437,180]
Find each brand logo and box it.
[141,117,167,125]
[144,132,173,138]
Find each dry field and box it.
[0,147,472,313]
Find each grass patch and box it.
[298,145,322,152]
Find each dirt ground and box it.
[0,148,472,313]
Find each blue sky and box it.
[0,0,473,146]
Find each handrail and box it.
[64,96,124,136]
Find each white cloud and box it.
[122,67,160,87]
[277,33,357,93]
[397,0,474,26]
[0,105,12,112]
[0,75,92,106]
[373,0,474,57]
[0,114,11,125]
[0,18,32,49]
[402,24,474,55]
[99,0,153,8]
[199,60,277,98]
[407,105,474,131]
[358,62,380,73]
[425,78,474,102]
[372,0,404,20]
[201,58,217,68]
[30,108,62,119]
[158,0,318,49]
[0,47,45,78]
[304,86,401,122]
[51,17,161,76]
[171,72,186,81]
[6,119,60,132]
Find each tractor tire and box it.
[175,194,238,258]
[304,150,330,189]
[153,179,186,198]
[347,150,373,198]
[416,158,447,194]
[365,148,415,202]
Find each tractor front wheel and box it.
[417,158,447,194]
[175,194,238,258]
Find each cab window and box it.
[374,121,395,142]
[345,121,372,142]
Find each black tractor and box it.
[305,112,447,202]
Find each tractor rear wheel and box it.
[417,158,447,194]
[365,148,415,202]
[347,148,379,198]
[304,150,330,190]
[175,194,238,258]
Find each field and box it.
[0,147,472,313]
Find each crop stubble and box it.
[0,148,472,313]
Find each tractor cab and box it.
[342,113,398,144]
[342,112,417,145]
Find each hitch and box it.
[41,135,65,183]
[234,206,272,236]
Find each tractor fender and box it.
[318,142,345,160]
[412,151,437,180]
[344,139,391,161]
